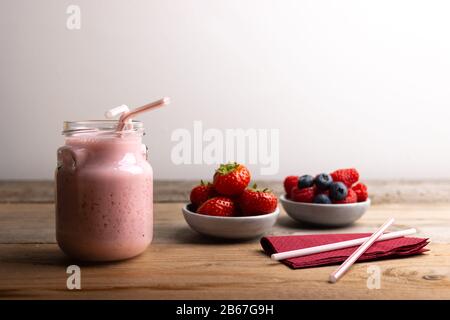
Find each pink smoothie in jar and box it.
[55,120,153,261]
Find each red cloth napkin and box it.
[261,233,429,269]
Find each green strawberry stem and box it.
[216,162,240,175]
[200,180,211,186]
[248,183,272,193]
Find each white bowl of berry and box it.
[280,168,370,227]
[182,163,280,240]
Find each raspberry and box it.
[330,168,359,188]
[291,186,315,203]
[283,176,298,197]
[352,183,368,202]
[333,188,357,204]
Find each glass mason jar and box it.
[55,120,153,261]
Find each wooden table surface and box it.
[0,181,449,300]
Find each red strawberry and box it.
[213,162,251,196]
[291,186,315,203]
[190,180,216,208]
[352,183,368,202]
[333,188,357,204]
[197,197,236,217]
[330,168,360,187]
[283,176,298,197]
[238,185,278,216]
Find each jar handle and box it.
[57,146,88,170]
[141,144,149,160]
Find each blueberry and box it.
[329,182,348,201]
[314,173,333,190]
[313,194,332,204]
[298,175,314,189]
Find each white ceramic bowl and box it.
[182,205,280,239]
[280,195,371,227]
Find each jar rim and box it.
[62,120,144,136]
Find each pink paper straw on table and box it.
[329,217,395,283]
[271,228,416,261]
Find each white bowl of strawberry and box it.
[183,163,280,240]
[281,168,370,227]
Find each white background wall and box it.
[1,0,450,180]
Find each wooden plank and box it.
[0,243,449,299]
[1,203,450,244]
[0,203,55,244]
[0,181,54,203]
[1,202,449,299]
[2,180,450,204]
